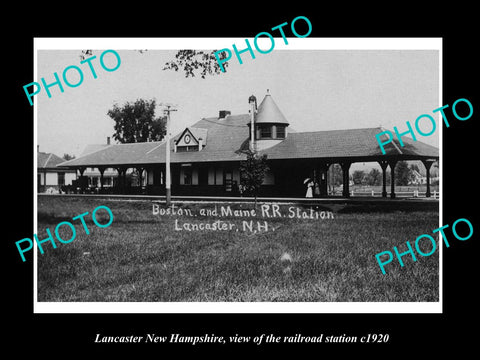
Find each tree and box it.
[108,98,166,143]
[81,50,229,78]
[63,153,76,161]
[366,168,382,186]
[330,164,343,186]
[431,161,439,177]
[163,50,229,78]
[328,164,343,195]
[395,161,413,186]
[409,163,421,174]
[239,150,270,207]
[352,170,365,185]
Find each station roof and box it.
[58,93,438,169]
[38,151,71,169]
[260,127,439,160]
[57,117,438,168]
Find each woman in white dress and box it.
[305,180,314,198]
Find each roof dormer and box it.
[174,127,207,152]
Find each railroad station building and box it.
[58,92,439,198]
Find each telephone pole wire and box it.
[161,103,177,207]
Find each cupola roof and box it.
[255,91,289,125]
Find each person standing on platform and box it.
[305,178,314,198]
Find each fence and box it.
[348,189,439,199]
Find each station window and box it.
[183,167,192,185]
[208,168,223,185]
[58,172,65,186]
[177,145,198,152]
[180,166,198,185]
[256,124,286,139]
[259,125,272,139]
[276,125,286,139]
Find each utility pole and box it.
[161,103,177,207]
[248,95,257,152]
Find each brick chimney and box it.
[219,110,231,119]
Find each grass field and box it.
[36,196,439,302]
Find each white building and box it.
[37,149,76,193]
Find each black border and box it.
[7,6,479,354]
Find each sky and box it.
[36,39,440,160]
